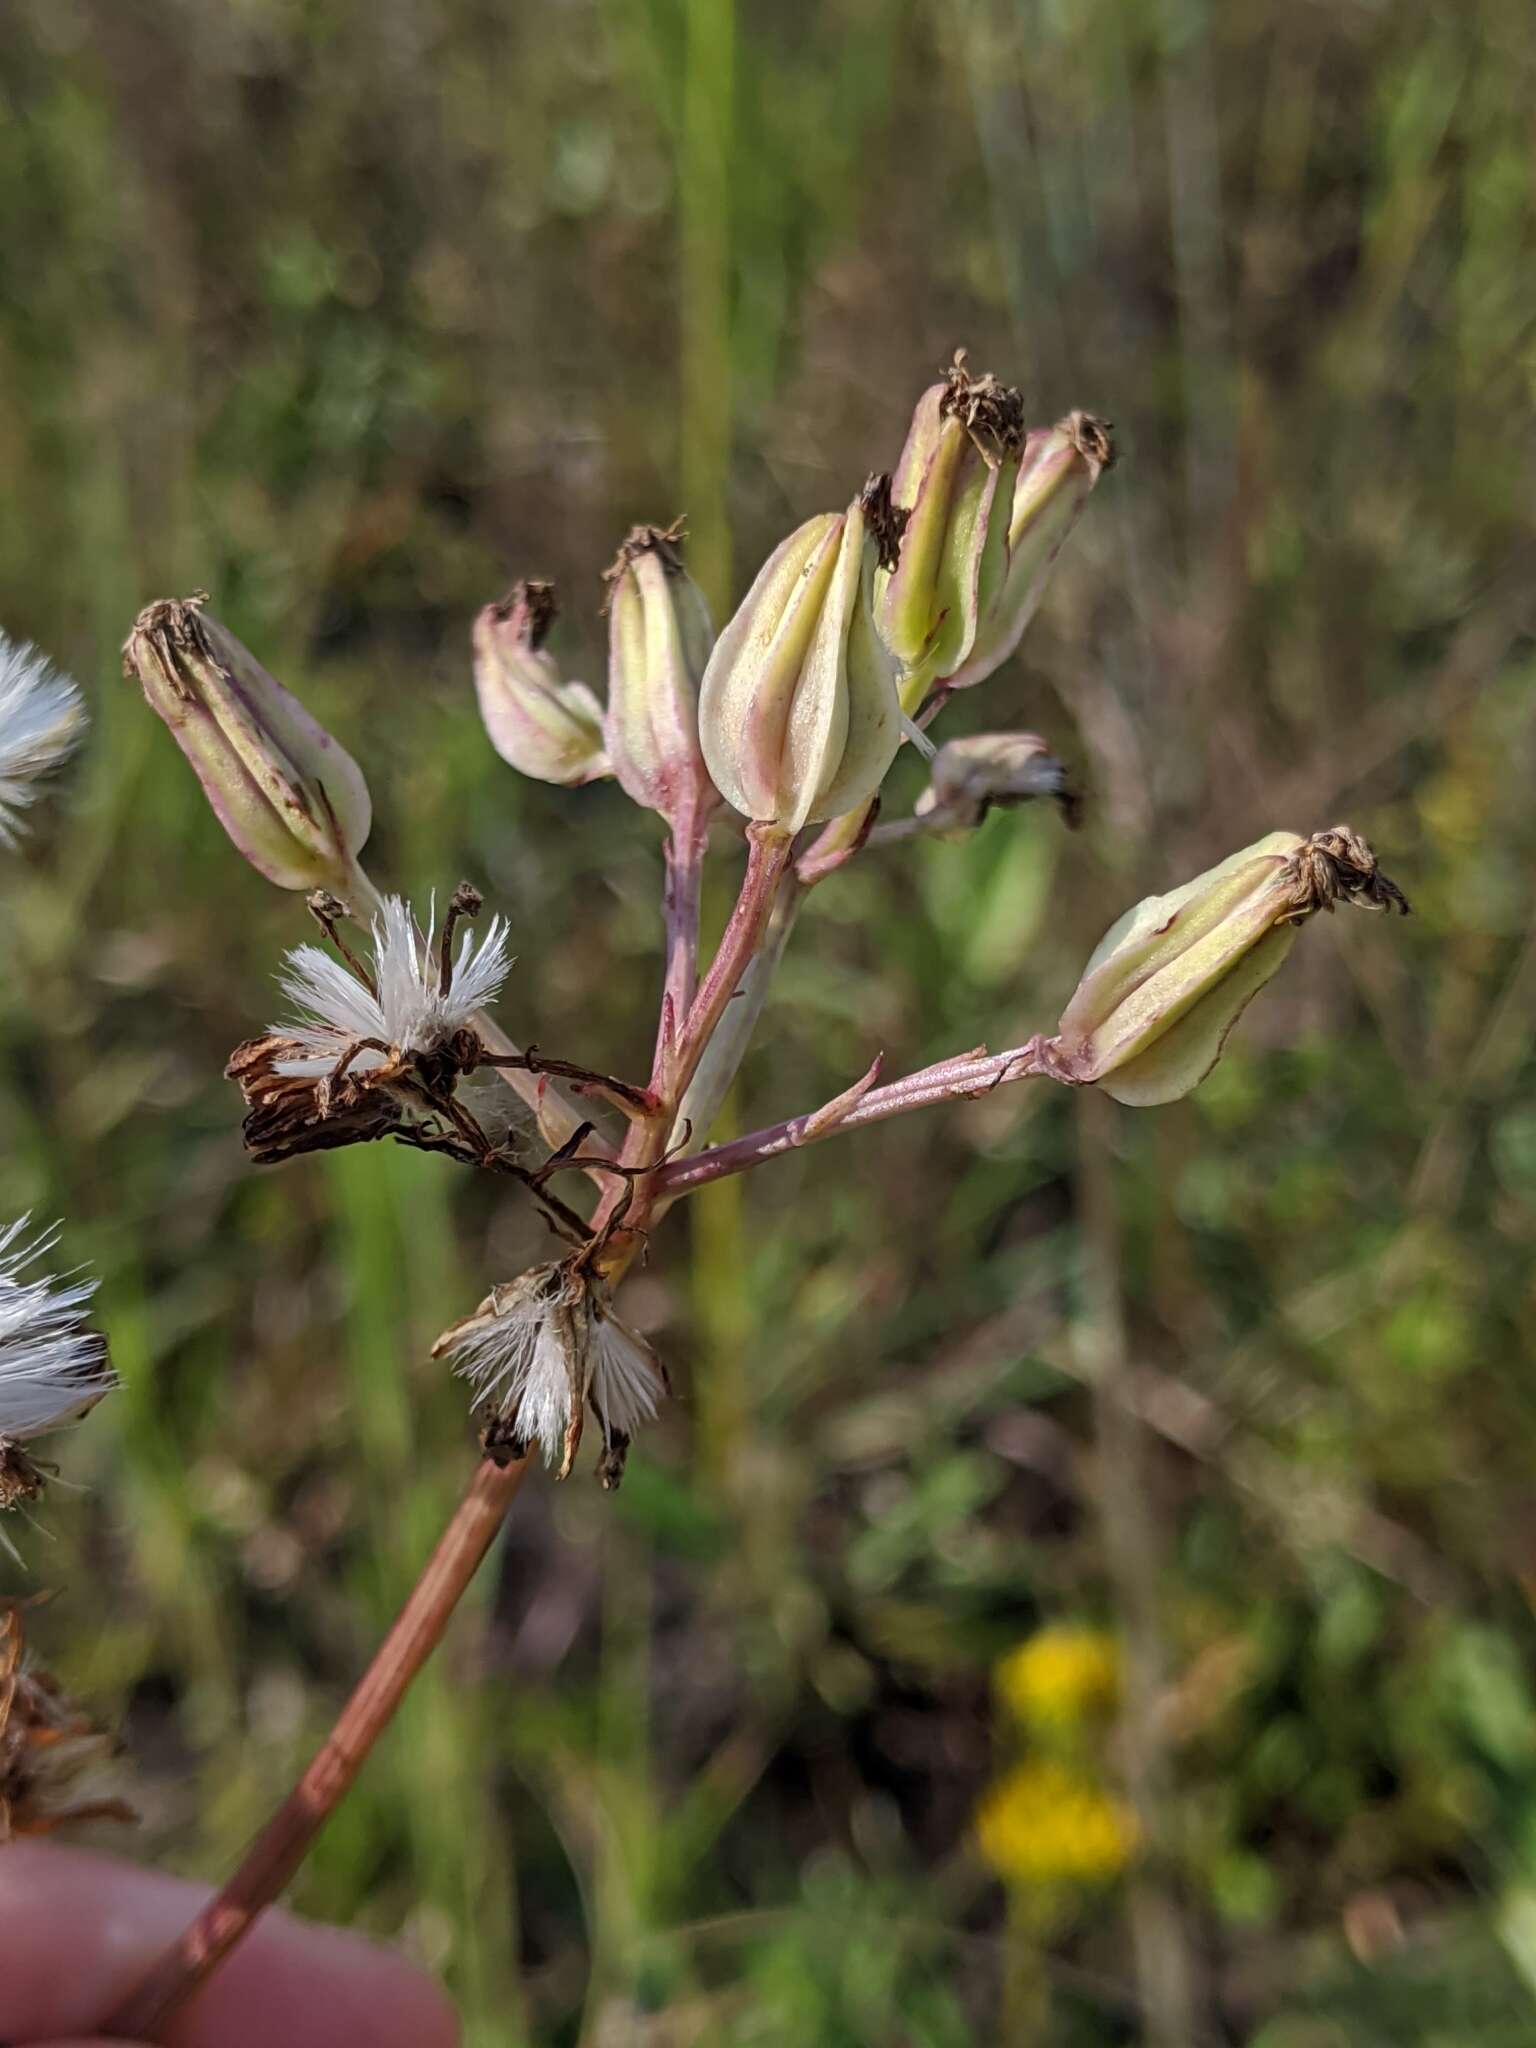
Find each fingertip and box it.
[169,1913,463,2048]
[0,1844,459,2048]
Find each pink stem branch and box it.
[653,1036,1059,1197]
[670,824,792,1099]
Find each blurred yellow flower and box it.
[976,1759,1139,1889]
[996,1627,1120,1732]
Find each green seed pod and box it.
[874,353,1026,710]
[945,411,1113,692]
[1049,827,1409,1106]
[698,476,904,835]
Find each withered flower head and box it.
[434,1261,668,1488]
[227,885,512,1165]
[0,631,87,844]
[1046,825,1409,1107]
[913,732,1078,835]
[0,1219,115,1518]
[1,1605,133,1840]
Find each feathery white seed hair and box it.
[589,1308,665,1443]
[442,1276,666,1468]
[0,1218,115,1443]
[0,632,86,844]
[444,1270,583,1467]
[273,893,511,1078]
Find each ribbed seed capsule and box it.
[698,475,904,835]
[124,596,372,895]
[473,581,609,788]
[1047,827,1409,1106]
[874,354,1026,710]
[945,411,1113,692]
[603,522,718,826]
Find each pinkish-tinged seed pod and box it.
[874,353,1027,710]
[1047,827,1409,1106]
[473,581,609,788]
[603,522,719,827]
[698,475,904,836]
[913,731,1077,835]
[944,411,1113,692]
[124,596,372,895]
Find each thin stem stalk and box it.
[105,1452,532,2042]
[654,1037,1055,1197]
[674,825,792,1097]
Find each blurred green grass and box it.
[4,0,1536,2040]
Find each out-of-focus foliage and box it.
[2,0,1535,2040]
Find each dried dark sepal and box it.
[601,515,689,598]
[940,349,1027,462]
[857,473,908,574]
[225,1035,405,1164]
[479,1414,529,1468]
[596,1430,631,1491]
[1282,826,1411,921]
[0,1443,45,1513]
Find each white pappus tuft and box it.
[589,1301,667,1444]
[0,632,87,844]
[434,1266,668,1481]
[0,1218,115,1455]
[435,1266,585,1470]
[272,893,511,1078]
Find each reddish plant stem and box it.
[674,824,792,1088]
[652,1037,1057,1197]
[105,1452,532,2043]
[593,823,794,1273]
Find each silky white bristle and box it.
[271,892,512,1077]
[0,1218,115,1445]
[0,632,86,844]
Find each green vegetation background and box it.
[3,1,1536,2040]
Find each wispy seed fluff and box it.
[0,1220,115,1505]
[272,894,511,1078]
[434,1265,667,1482]
[0,632,86,844]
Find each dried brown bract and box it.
[940,348,1027,461]
[1281,825,1412,922]
[0,1442,45,1514]
[0,1604,134,1840]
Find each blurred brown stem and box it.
[104,1450,532,2043]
